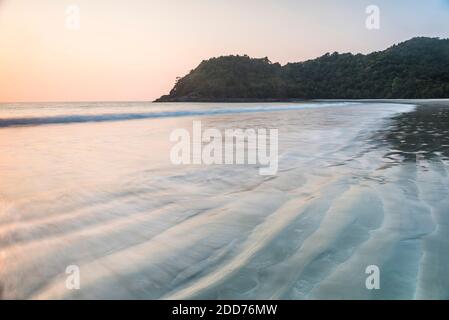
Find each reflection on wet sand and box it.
[381,102,449,163]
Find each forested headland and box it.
[156,37,449,102]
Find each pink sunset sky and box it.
[1,0,449,102]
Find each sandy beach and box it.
[0,100,448,299]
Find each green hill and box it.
[156,37,449,102]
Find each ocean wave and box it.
[0,103,356,128]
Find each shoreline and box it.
[153,97,309,103]
[154,98,449,104]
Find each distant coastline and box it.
[154,98,308,103]
[156,37,449,102]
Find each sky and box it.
[1,0,449,102]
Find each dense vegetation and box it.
[156,37,449,101]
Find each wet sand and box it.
[0,100,448,299]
